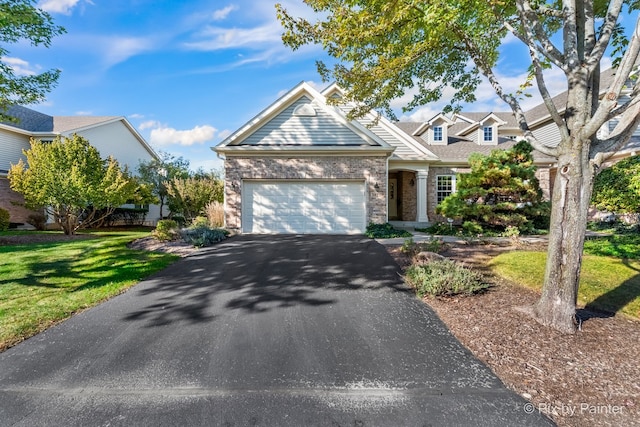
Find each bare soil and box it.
[388,242,640,427]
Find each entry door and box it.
[388,178,398,218]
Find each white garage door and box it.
[243,181,366,234]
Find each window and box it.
[483,126,493,142]
[436,175,456,204]
[433,126,443,142]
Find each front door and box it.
[388,178,398,218]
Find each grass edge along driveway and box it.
[0,231,178,351]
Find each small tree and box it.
[437,141,549,233]
[137,152,190,219]
[8,135,137,235]
[592,155,640,214]
[166,170,224,222]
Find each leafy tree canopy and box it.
[8,134,137,235]
[0,0,65,121]
[592,155,640,213]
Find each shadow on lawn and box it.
[584,259,640,319]
[122,235,408,328]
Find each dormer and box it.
[476,113,507,145]
[413,113,454,145]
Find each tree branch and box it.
[585,0,624,71]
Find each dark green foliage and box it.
[0,208,9,231]
[592,155,640,214]
[181,226,228,247]
[26,212,47,230]
[365,222,412,238]
[152,219,179,242]
[405,260,489,297]
[437,141,548,233]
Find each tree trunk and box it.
[533,148,595,334]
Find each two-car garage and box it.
[242,181,366,234]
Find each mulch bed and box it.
[387,243,640,427]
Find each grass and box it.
[489,251,640,319]
[0,231,178,351]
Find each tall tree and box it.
[0,0,65,121]
[137,152,190,219]
[277,1,640,333]
[8,135,137,235]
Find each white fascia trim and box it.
[365,112,438,159]
[0,123,33,136]
[479,113,508,126]
[216,81,324,148]
[215,145,395,156]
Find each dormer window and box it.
[433,126,443,142]
[483,126,493,142]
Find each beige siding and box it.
[531,121,561,146]
[242,97,370,146]
[0,129,30,172]
[74,121,155,170]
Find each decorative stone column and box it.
[416,169,429,223]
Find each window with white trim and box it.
[433,126,443,142]
[483,126,493,142]
[436,175,456,204]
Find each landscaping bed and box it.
[387,242,640,427]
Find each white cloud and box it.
[139,120,162,130]
[102,36,155,67]
[148,124,218,147]
[217,129,232,140]
[128,113,145,120]
[212,5,237,21]
[38,0,87,15]
[3,57,38,76]
[185,22,282,51]
[75,110,93,116]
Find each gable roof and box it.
[0,104,158,160]
[215,82,395,155]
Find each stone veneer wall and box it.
[0,177,37,224]
[223,156,388,231]
[400,171,417,221]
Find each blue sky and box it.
[8,1,638,171]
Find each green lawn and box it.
[489,251,640,319]
[0,231,178,351]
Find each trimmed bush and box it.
[191,216,209,228]
[0,208,9,231]
[365,222,412,238]
[181,226,228,247]
[405,259,489,297]
[152,219,179,241]
[26,212,47,231]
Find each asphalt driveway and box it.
[0,235,553,426]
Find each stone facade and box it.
[0,177,38,224]
[223,156,388,231]
[400,171,417,221]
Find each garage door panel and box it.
[243,181,365,234]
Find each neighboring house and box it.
[0,105,161,226]
[215,76,639,235]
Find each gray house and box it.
[214,79,638,235]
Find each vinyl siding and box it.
[531,121,561,147]
[0,129,30,172]
[241,97,371,146]
[73,121,155,170]
[338,104,423,158]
